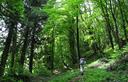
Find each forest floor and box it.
[25,54,128,82]
[49,54,128,82]
[30,76,50,82]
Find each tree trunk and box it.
[109,0,121,49]
[19,26,30,72]
[100,0,114,49]
[10,26,17,73]
[29,26,35,73]
[0,22,14,76]
[68,27,78,65]
[76,16,80,59]
[50,26,55,70]
[118,0,128,41]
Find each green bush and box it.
[0,76,16,82]
[33,65,51,76]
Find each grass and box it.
[81,68,112,82]
[49,68,112,82]
[49,69,79,82]
[49,67,128,82]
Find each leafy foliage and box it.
[0,0,128,81]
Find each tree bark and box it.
[29,26,35,73]
[68,27,78,65]
[10,26,17,73]
[118,0,128,41]
[76,16,80,59]
[109,0,121,49]
[50,26,55,70]
[19,26,30,72]
[0,22,14,76]
[100,0,114,49]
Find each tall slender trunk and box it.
[118,0,128,41]
[19,27,30,72]
[10,26,17,73]
[109,0,121,49]
[29,26,35,73]
[0,22,14,76]
[68,27,78,65]
[100,0,114,49]
[76,16,80,59]
[50,26,55,70]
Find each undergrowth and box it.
[49,68,112,82]
[49,70,79,82]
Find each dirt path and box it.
[69,75,85,82]
[30,76,50,82]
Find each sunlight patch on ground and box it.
[87,58,116,69]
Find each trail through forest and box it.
[69,75,82,82]
[50,54,128,82]
[30,76,50,82]
[1,0,128,82]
